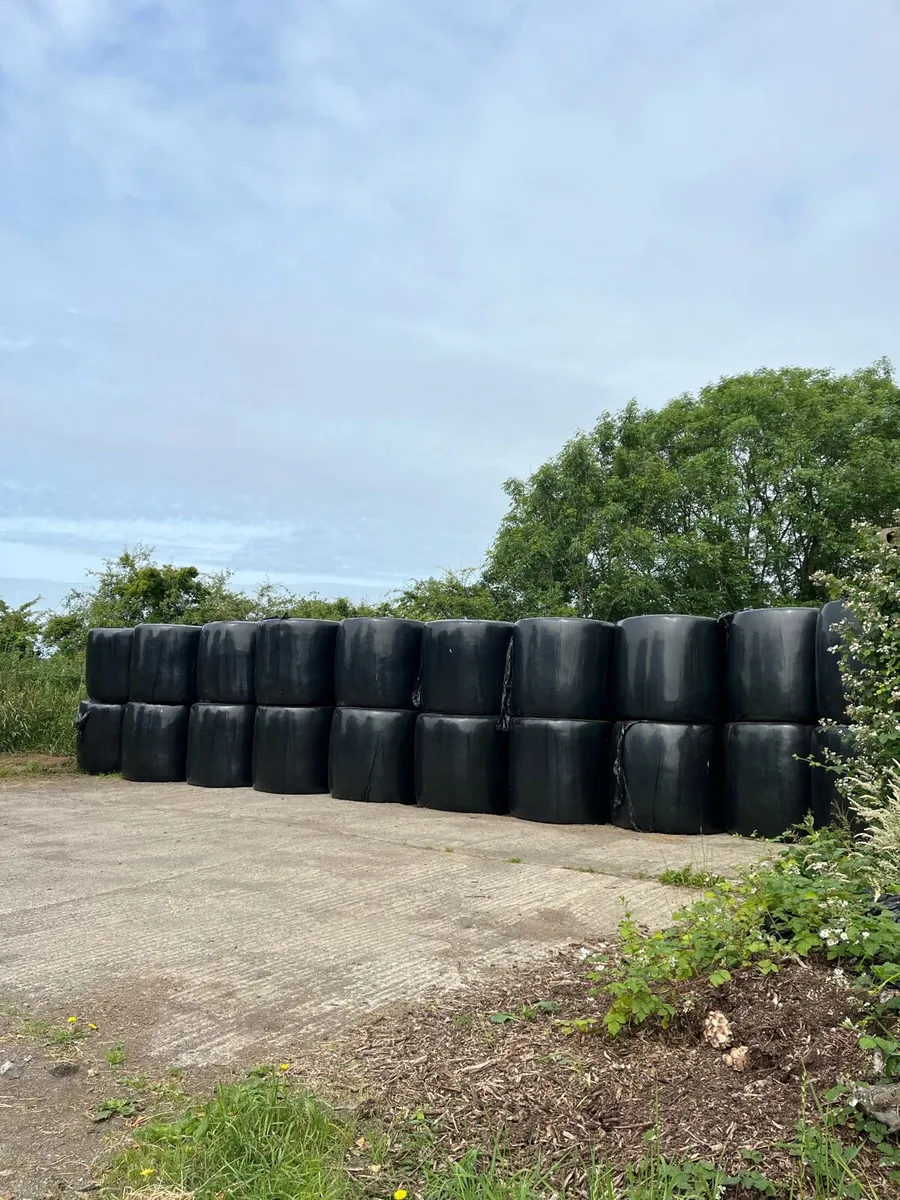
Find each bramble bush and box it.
[818,517,900,875]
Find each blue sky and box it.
[2,0,899,611]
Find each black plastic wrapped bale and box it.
[420,621,514,716]
[255,618,339,707]
[725,607,818,723]
[75,700,123,775]
[85,628,133,704]
[129,624,201,705]
[611,721,721,835]
[252,705,333,795]
[329,708,418,804]
[811,724,859,827]
[613,615,723,723]
[816,601,860,723]
[512,618,615,719]
[186,703,255,788]
[509,718,612,823]
[724,723,813,838]
[121,702,190,782]
[415,714,508,814]
[197,622,257,705]
[335,618,423,710]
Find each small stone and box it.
[49,1060,79,1077]
[703,1010,733,1049]
[0,1061,21,1080]
[855,1082,900,1133]
[724,1045,749,1072]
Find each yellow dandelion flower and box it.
[67,1015,78,1024]
[88,1023,97,1031]
[394,1190,408,1200]
[139,1167,155,1177]
[279,1062,291,1071]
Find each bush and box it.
[818,518,900,875]
[0,651,83,755]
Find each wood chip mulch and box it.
[293,944,892,1192]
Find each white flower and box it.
[861,931,870,940]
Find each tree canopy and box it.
[484,359,900,620]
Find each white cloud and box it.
[1,0,899,596]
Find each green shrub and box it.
[0,651,82,755]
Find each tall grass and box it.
[0,651,83,755]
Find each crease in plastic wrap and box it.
[724,722,813,837]
[75,700,124,775]
[811,723,860,828]
[725,607,818,722]
[512,618,615,719]
[420,620,513,716]
[329,707,417,804]
[252,705,333,795]
[122,701,191,782]
[197,621,257,705]
[129,624,201,705]
[613,615,723,723]
[85,628,133,705]
[335,618,423,710]
[611,720,721,835]
[255,617,339,707]
[509,717,612,823]
[187,703,255,788]
[415,713,509,814]
[816,601,861,723]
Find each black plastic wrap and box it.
[335,618,423,710]
[197,621,257,704]
[75,700,124,775]
[509,718,612,823]
[255,618,339,707]
[415,714,508,814]
[811,724,859,827]
[611,721,721,835]
[329,707,417,804]
[129,624,201,705]
[724,722,813,837]
[816,601,860,723]
[512,618,615,719]
[725,607,817,722]
[187,703,255,788]
[613,615,723,723]
[85,628,133,704]
[122,702,190,782]
[252,705,333,795]
[420,621,514,716]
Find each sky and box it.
[2,0,900,612]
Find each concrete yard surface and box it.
[2,776,767,1066]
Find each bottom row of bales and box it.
[77,699,851,840]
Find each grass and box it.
[100,1074,898,1200]
[0,650,82,755]
[656,864,724,889]
[107,1041,126,1066]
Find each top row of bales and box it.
[84,604,852,723]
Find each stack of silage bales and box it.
[187,622,257,787]
[812,600,860,825]
[508,618,615,823]
[611,615,724,834]
[723,607,818,837]
[252,618,339,794]
[123,624,201,781]
[415,620,512,814]
[329,618,423,804]
[76,628,133,774]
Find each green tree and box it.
[0,598,44,656]
[485,359,900,620]
[389,569,507,621]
